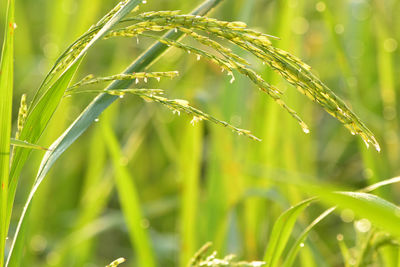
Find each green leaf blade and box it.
[329,192,400,237]
[102,116,155,267]
[263,198,314,267]
[0,0,15,265]
[10,138,49,151]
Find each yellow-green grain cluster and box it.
[105,257,126,267]
[15,94,27,139]
[68,71,179,90]
[188,243,266,267]
[102,11,379,150]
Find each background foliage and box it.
[1,0,400,266]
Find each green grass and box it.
[0,0,15,265]
[1,0,400,266]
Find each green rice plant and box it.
[259,175,400,267]
[1,0,395,266]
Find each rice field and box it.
[1,0,400,266]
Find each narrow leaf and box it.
[102,116,155,267]
[0,0,15,265]
[282,207,336,267]
[263,198,315,267]
[10,138,49,151]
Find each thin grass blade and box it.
[102,114,155,267]
[282,207,336,267]
[0,0,15,264]
[263,198,315,267]
[10,139,49,151]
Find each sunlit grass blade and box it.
[102,113,155,267]
[324,192,400,238]
[295,180,400,238]
[0,0,15,265]
[360,176,400,193]
[263,198,315,267]
[179,121,203,266]
[10,139,49,151]
[263,174,400,267]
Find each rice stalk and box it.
[67,71,179,90]
[106,12,379,150]
[67,88,261,141]
[134,33,309,134]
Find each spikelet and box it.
[64,88,164,97]
[67,87,260,141]
[67,88,256,141]
[15,94,28,139]
[68,71,179,90]
[131,90,261,141]
[106,257,126,267]
[188,243,266,267]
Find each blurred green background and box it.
[2,0,400,266]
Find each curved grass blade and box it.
[325,192,400,238]
[0,0,15,264]
[280,175,400,267]
[263,198,315,267]
[262,175,400,267]
[10,138,49,151]
[360,176,400,193]
[282,207,336,267]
